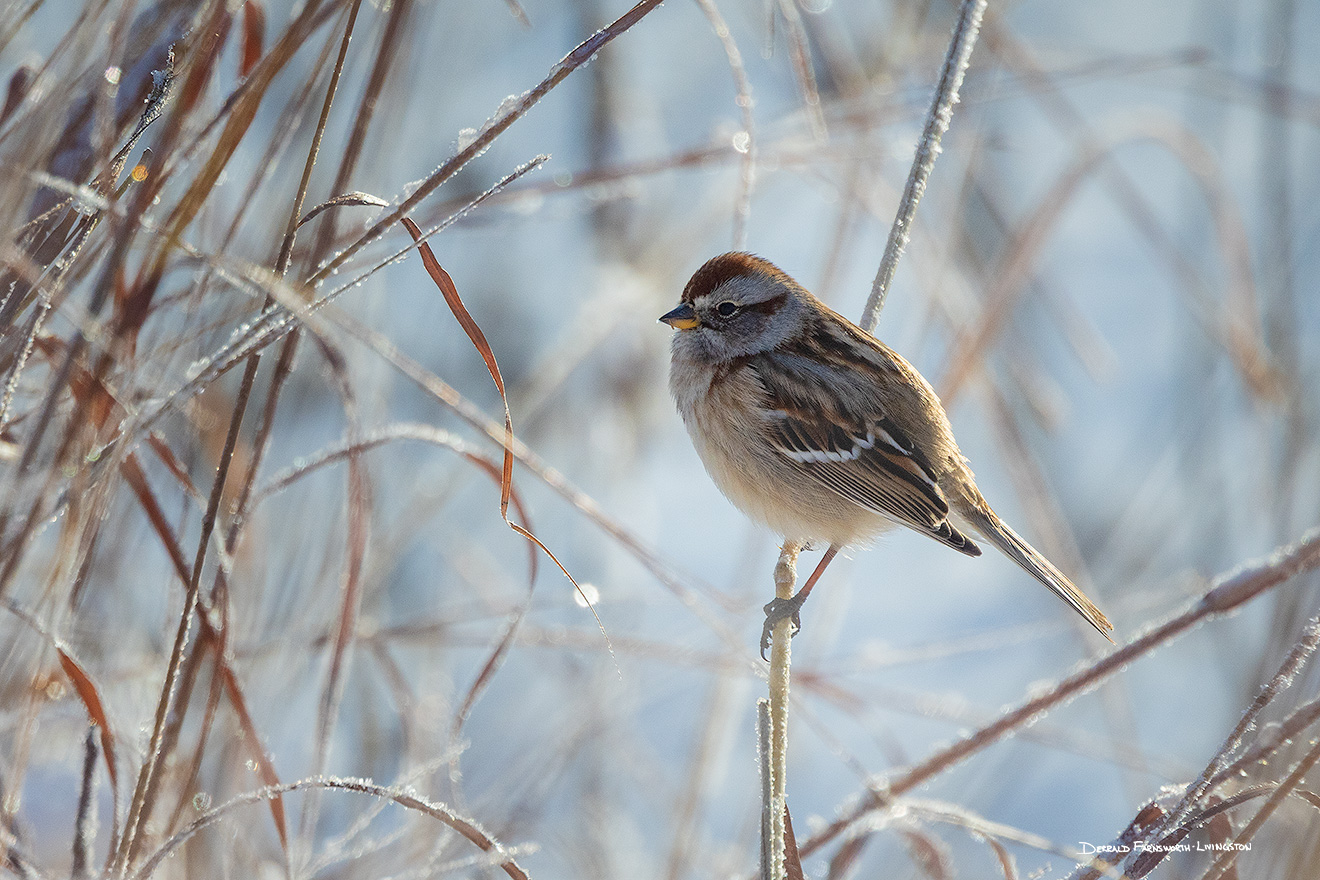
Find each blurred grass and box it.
[0,1,1317,878]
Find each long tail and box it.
[959,500,1113,640]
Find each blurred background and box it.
[1,0,1318,877]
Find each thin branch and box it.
[305,0,667,288]
[693,0,756,249]
[764,543,800,880]
[775,0,826,142]
[1205,694,1320,792]
[758,698,775,880]
[1199,735,1320,880]
[113,349,259,874]
[131,777,531,880]
[71,727,99,880]
[792,526,1320,863]
[1158,616,1320,840]
[859,0,987,331]
[762,7,988,874]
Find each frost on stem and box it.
[861,0,988,332]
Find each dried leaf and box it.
[116,263,162,355]
[1,64,31,127]
[462,452,538,584]
[901,828,952,880]
[826,831,871,879]
[32,335,119,429]
[401,223,615,664]
[401,218,512,514]
[240,0,266,78]
[179,6,232,115]
[784,803,805,880]
[56,647,118,792]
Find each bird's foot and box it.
[760,594,805,660]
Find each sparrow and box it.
[660,252,1113,655]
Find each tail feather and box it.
[961,504,1113,640]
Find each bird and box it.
[659,252,1113,656]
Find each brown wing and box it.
[749,354,980,556]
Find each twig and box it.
[71,726,98,880]
[774,0,826,142]
[693,0,756,249]
[278,2,368,856]
[1156,616,1320,841]
[93,0,672,485]
[113,348,259,875]
[1200,734,1320,880]
[1204,693,1320,791]
[859,0,987,332]
[792,526,1320,862]
[764,543,800,879]
[305,0,667,288]
[758,699,774,880]
[131,777,531,880]
[761,5,988,874]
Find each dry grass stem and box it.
[860,0,987,332]
[795,527,1320,862]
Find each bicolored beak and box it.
[659,302,700,330]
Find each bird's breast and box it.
[669,353,878,545]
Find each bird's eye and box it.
[716,301,738,317]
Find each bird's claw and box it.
[760,595,804,660]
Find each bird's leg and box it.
[761,544,839,659]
